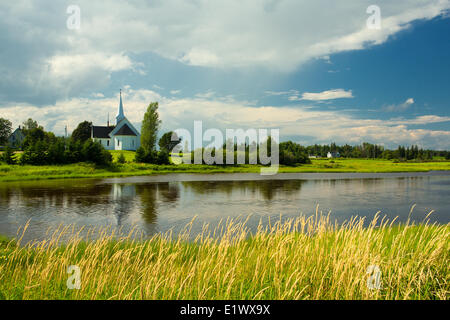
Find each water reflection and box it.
[0,173,449,242]
[136,183,180,224]
[181,179,304,201]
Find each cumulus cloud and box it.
[0,1,449,105]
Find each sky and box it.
[0,0,449,149]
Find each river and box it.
[0,171,449,242]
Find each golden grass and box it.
[0,211,448,300]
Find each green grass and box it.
[109,150,137,163]
[0,214,448,300]
[0,155,449,182]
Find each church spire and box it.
[116,89,125,124]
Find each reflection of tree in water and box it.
[0,180,113,209]
[111,183,137,226]
[135,183,180,224]
[181,180,305,201]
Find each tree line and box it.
[189,138,312,166]
[1,109,450,166]
[1,122,112,166]
[305,142,450,161]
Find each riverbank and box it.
[1,158,450,182]
[0,215,448,300]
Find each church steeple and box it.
[116,89,125,124]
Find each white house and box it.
[327,152,340,158]
[91,91,141,151]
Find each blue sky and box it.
[0,0,449,149]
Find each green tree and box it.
[134,146,158,164]
[156,150,170,165]
[141,102,161,153]
[20,140,49,165]
[135,147,147,163]
[0,118,12,145]
[22,118,41,135]
[1,146,15,164]
[22,127,46,149]
[278,141,311,165]
[47,138,66,164]
[81,140,112,166]
[117,152,126,164]
[72,121,92,142]
[158,131,181,153]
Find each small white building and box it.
[327,152,340,158]
[91,91,141,151]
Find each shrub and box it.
[134,147,158,164]
[20,137,111,166]
[156,150,170,165]
[81,140,112,165]
[134,147,146,163]
[20,140,48,165]
[1,146,15,165]
[278,141,311,165]
[117,152,126,164]
[47,139,66,164]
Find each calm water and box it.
[0,172,449,242]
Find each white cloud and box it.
[48,53,133,77]
[1,0,449,105]
[383,97,415,112]
[265,90,298,96]
[0,0,448,107]
[290,89,354,101]
[195,91,216,99]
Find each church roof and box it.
[116,90,125,124]
[114,123,137,136]
[92,126,115,138]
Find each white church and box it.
[91,90,141,151]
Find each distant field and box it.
[0,153,449,182]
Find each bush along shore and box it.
[0,213,448,300]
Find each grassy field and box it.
[0,214,448,300]
[0,156,450,182]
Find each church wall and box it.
[114,135,140,151]
[93,138,114,150]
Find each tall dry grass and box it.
[0,210,448,300]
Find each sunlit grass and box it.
[109,150,137,163]
[0,211,448,300]
[0,158,449,182]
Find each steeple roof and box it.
[116,89,125,124]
